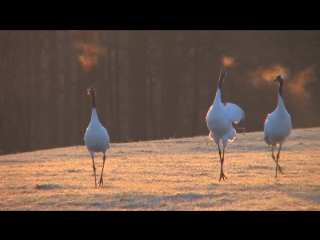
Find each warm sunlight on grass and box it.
[0,128,319,210]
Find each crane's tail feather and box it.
[227,128,236,142]
[209,131,220,145]
[209,131,214,140]
[221,128,236,146]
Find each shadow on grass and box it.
[283,184,320,205]
[35,184,63,190]
[52,191,233,210]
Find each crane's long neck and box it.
[90,94,99,122]
[91,94,96,109]
[278,80,283,97]
[277,80,286,111]
[91,108,99,123]
[218,70,225,90]
[214,88,222,105]
[214,68,226,105]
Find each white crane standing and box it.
[206,57,245,181]
[84,87,110,188]
[264,75,292,178]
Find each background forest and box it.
[0,30,319,155]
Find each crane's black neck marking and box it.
[278,79,283,97]
[91,94,96,109]
[218,67,227,90]
[88,88,97,109]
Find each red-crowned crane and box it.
[84,87,110,188]
[206,57,245,182]
[264,75,292,178]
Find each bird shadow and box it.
[35,184,63,190]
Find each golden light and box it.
[74,41,105,72]
[249,64,290,87]
[249,64,316,108]
[286,66,316,103]
[222,55,235,67]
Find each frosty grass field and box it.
[0,127,319,210]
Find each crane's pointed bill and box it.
[270,78,279,85]
[273,75,284,83]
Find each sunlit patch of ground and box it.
[0,127,319,210]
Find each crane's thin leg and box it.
[272,144,284,175]
[272,144,276,160]
[218,144,222,161]
[275,143,285,178]
[91,156,97,188]
[98,153,106,186]
[219,147,228,182]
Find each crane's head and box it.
[272,75,284,84]
[87,87,96,97]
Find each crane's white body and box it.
[264,95,291,147]
[84,87,110,188]
[263,75,291,178]
[206,89,244,146]
[84,109,110,155]
[206,66,244,182]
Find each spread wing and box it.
[224,102,245,124]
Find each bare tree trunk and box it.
[161,30,179,139]
[45,30,59,148]
[128,30,147,141]
[15,30,31,152]
[67,31,80,145]
[77,62,87,145]
[114,30,121,142]
[62,30,78,146]
[36,31,52,149]
[0,31,18,153]
[55,31,65,147]
[28,30,40,151]
[146,52,156,139]
[106,31,115,141]
[2,31,31,153]
[191,30,200,136]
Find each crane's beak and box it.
[269,78,280,85]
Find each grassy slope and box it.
[0,127,319,210]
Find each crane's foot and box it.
[272,158,284,175]
[275,165,285,178]
[277,164,284,175]
[219,170,228,182]
[98,176,103,186]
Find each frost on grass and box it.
[0,127,319,210]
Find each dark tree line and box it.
[0,30,319,155]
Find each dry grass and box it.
[0,127,319,211]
